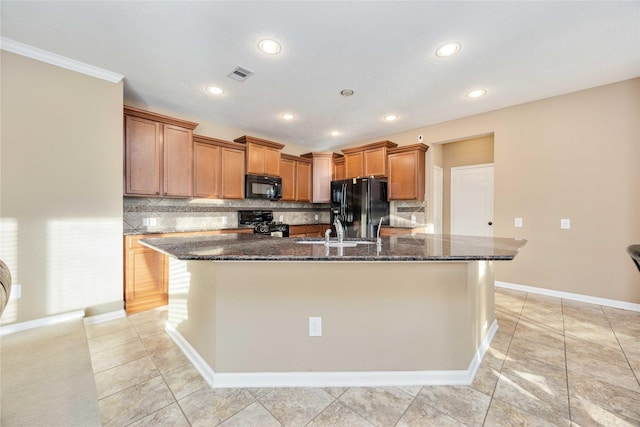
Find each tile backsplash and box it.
[124,197,331,234]
[124,198,428,235]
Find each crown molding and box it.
[0,37,124,84]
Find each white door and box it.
[432,166,443,234]
[451,164,494,236]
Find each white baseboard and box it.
[165,322,217,388]
[83,309,126,326]
[495,281,640,312]
[165,319,497,388]
[0,310,85,336]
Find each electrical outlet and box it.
[561,218,571,229]
[411,215,417,225]
[314,214,319,221]
[309,317,322,337]
[143,217,157,227]
[279,215,284,222]
[514,218,523,228]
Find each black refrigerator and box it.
[330,177,390,238]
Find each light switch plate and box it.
[143,217,157,227]
[561,218,571,229]
[309,317,322,337]
[514,218,523,228]
[411,215,417,225]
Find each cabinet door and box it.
[125,115,162,196]
[344,152,363,179]
[364,147,386,177]
[280,157,296,201]
[333,161,345,181]
[221,147,245,199]
[246,143,264,174]
[193,142,220,198]
[125,238,168,314]
[163,124,193,197]
[264,147,281,176]
[296,161,312,202]
[312,156,332,203]
[388,151,424,200]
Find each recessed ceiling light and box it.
[330,131,341,137]
[258,39,281,55]
[281,113,295,120]
[466,89,486,98]
[384,114,398,122]
[436,42,461,58]
[340,89,354,97]
[206,86,224,95]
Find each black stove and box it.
[238,210,289,237]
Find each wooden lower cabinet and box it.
[124,228,253,314]
[289,224,329,238]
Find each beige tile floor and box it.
[86,288,640,426]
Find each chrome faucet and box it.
[334,218,344,243]
[325,228,332,245]
[376,216,385,248]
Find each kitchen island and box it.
[141,233,526,388]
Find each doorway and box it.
[451,163,494,237]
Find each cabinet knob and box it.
[488,221,493,226]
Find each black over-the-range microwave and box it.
[245,174,282,200]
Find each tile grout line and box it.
[601,306,640,388]
[131,315,197,426]
[481,290,527,426]
[560,299,573,424]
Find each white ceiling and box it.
[2,1,639,150]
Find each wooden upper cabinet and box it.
[280,155,296,201]
[125,115,162,195]
[344,151,363,179]
[364,147,386,177]
[341,141,398,179]
[301,152,334,203]
[220,146,245,199]
[280,154,311,202]
[296,158,312,202]
[333,155,345,181]
[193,134,246,199]
[387,143,429,201]
[124,106,198,197]
[163,124,193,197]
[234,135,284,176]
[194,141,220,198]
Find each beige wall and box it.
[357,79,640,304]
[0,51,124,324]
[441,135,494,234]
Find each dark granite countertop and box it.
[140,233,526,262]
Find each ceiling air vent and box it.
[228,66,254,82]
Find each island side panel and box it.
[167,259,218,370]
[467,261,496,356]
[170,260,495,373]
